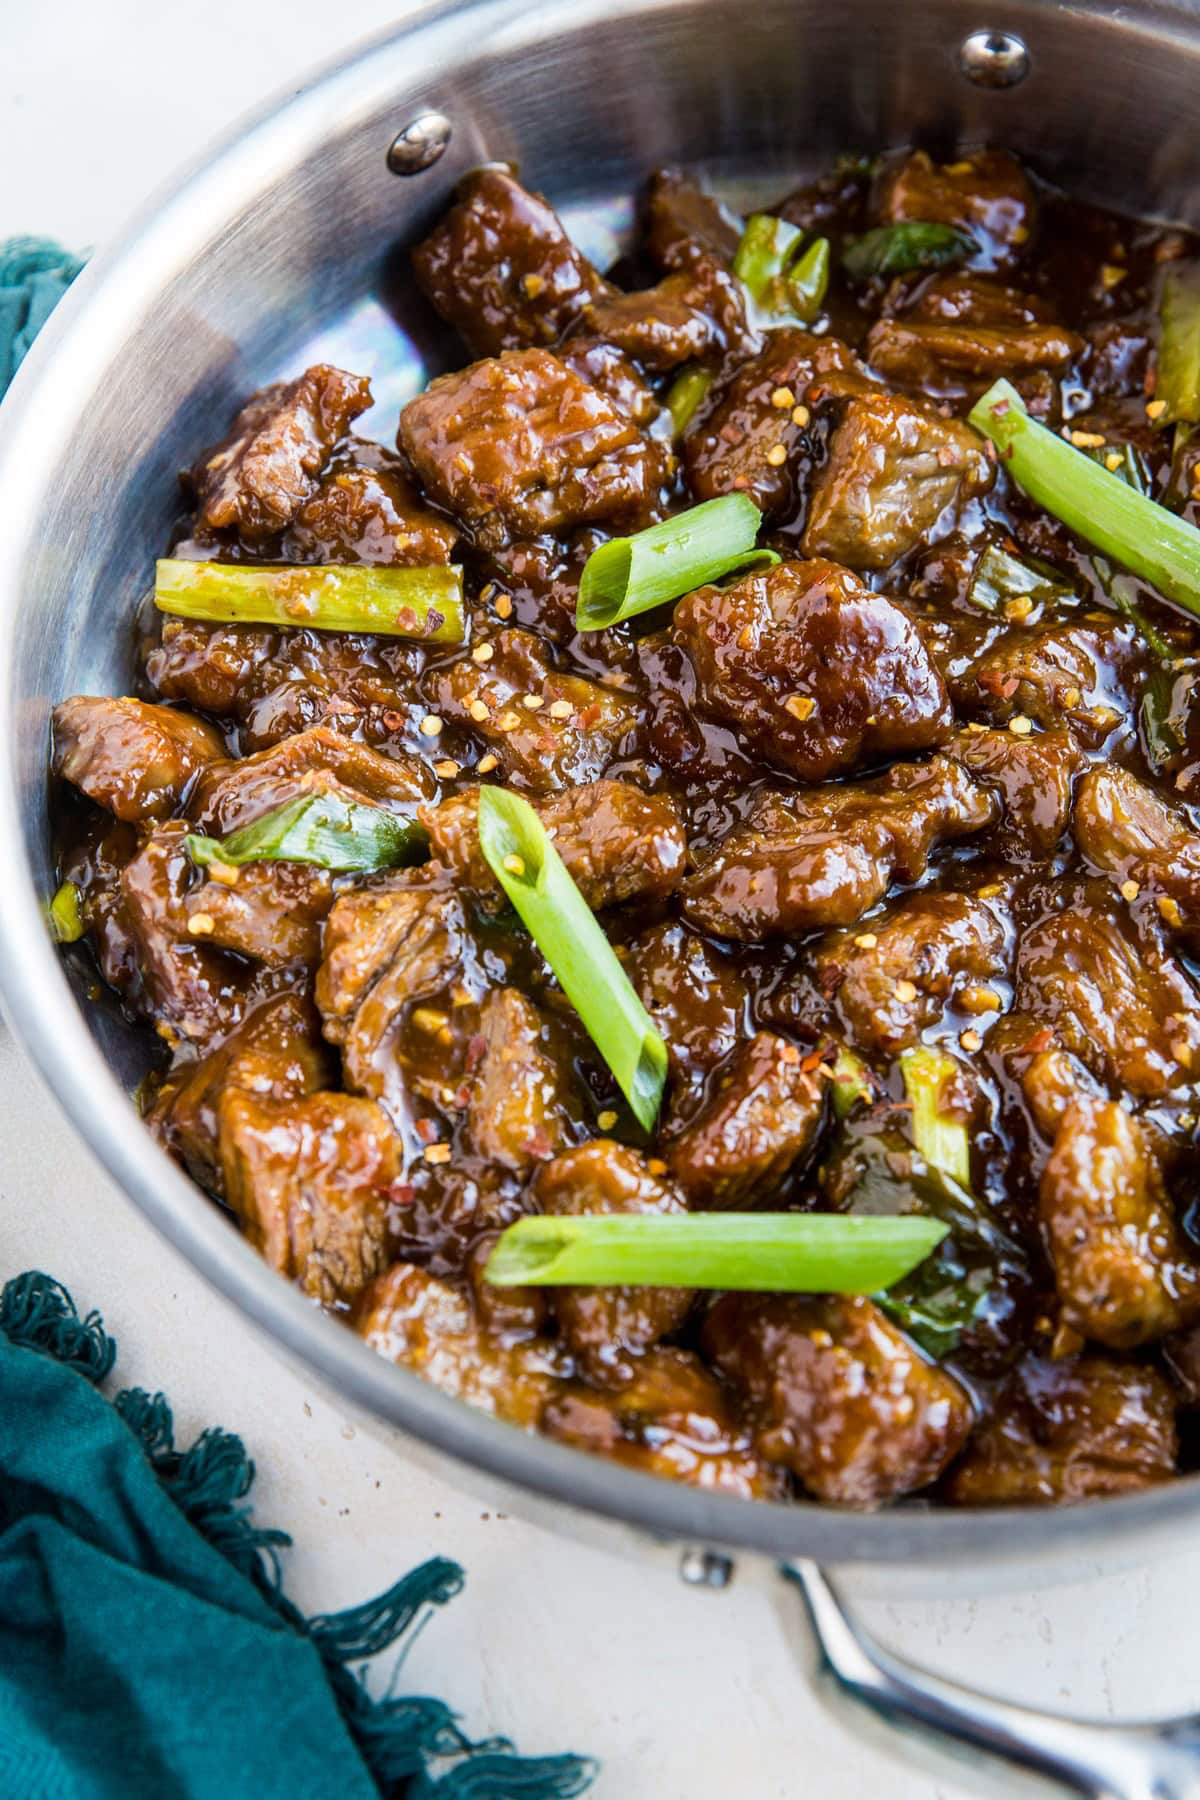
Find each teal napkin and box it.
[0,1272,595,1799]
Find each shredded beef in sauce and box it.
[51,147,1200,1512]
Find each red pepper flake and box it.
[414,1117,438,1145]
[576,703,603,729]
[991,398,1010,416]
[525,1128,553,1160]
[381,708,405,730]
[1020,1026,1055,1055]
[425,608,446,636]
[385,1181,415,1208]
[464,1033,487,1072]
[453,1085,472,1110]
[394,605,418,633]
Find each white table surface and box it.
[5,7,1200,1796]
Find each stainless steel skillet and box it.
[3,2,1200,1788]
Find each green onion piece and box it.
[576,496,777,632]
[484,1211,948,1291]
[968,378,1200,618]
[476,787,667,1131]
[48,880,85,943]
[185,793,428,874]
[842,221,977,282]
[1093,556,1176,664]
[1084,440,1151,497]
[665,365,715,438]
[831,1046,874,1120]
[879,1272,993,1362]
[732,215,830,324]
[155,559,464,643]
[1157,265,1200,427]
[967,541,1075,615]
[901,1045,971,1189]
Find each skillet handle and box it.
[779,1559,1200,1800]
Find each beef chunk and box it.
[149,991,331,1193]
[665,1033,825,1209]
[671,558,952,782]
[411,167,611,357]
[1014,882,1200,1100]
[190,366,373,542]
[555,337,663,429]
[946,725,1082,860]
[944,1354,1178,1504]
[643,168,742,271]
[682,332,861,518]
[1075,766,1200,942]
[189,725,432,835]
[283,439,458,565]
[399,349,669,549]
[626,921,750,1086]
[866,314,1082,393]
[704,1293,973,1506]
[355,1262,566,1425]
[420,778,686,908]
[145,620,429,753]
[1040,1097,1200,1348]
[683,754,996,941]
[464,988,576,1174]
[802,392,992,570]
[534,1142,693,1386]
[52,697,224,822]
[219,1090,397,1304]
[875,149,1036,271]
[465,1233,549,1343]
[582,257,750,372]
[951,617,1140,737]
[120,823,256,1051]
[541,1348,779,1498]
[812,884,1014,1057]
[183,860,335,969]
[316,875,497,1132]
[427,628,640,793]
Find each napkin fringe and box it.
[1,1271,596,1800]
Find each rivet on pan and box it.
[678,1548,734,1589]
[958,29,1030,88]
[387,111,453,175]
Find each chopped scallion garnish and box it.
[842,221,976,282]
[732,215,830,324]
[484,1211,947,1291]
[665,364,715,438]
[185,793,428,874]
[48,880,85,943]
[830,1045,874,1120]
[967,541,1074,615]
[476,787,667,1131]
[900,1045,971,1189]
[968,378,1200,620]
[1157,265,1200,427]
[155,559,465,642]
[575,495,777,632]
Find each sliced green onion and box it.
[665,364,715,438]
[831,1045,874,1120]
[968,379,1200,618]
[733,215,830,324]
[476,787,667,1131]
[1093,556,1176,663]
[967,542,1075,615]
[842,222,976,282]
[484,1211,947,1291]
[1083,440,1151,497]
[576,495,777,631]
[879,1271,993,1361]
[186,793,428,874]
[901,1045,970,1188]
[1157,265,1200,427]
[155,559,464,643]
[48,880,85,943]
